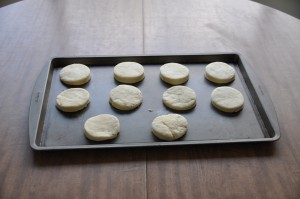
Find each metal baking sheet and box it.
[29,54,280,150]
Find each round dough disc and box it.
[205,62,235,84]
[109,85,143,110]
[160,63,189,85]
[211,86,244,113]
[56,88,90,112]
[59,63,91,85]
[152,114,188,141]
[163,86,196,110]
[114,62,145,84]
[84,114,120,141]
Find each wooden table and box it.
[1,0,300,198]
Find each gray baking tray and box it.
[29,54,280,150]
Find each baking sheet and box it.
[29,54,280,150]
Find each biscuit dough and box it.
[211,86,244,113]
[114,62,145,84]
[205,62,235,84]
[163,86,196,110]
[84,114,120,141]
[56,88,90,112]
[109,85,143,110]
[59,64,91,85]
[152,114,188,141]
[160,63,189,85]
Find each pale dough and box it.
[152,114,188,141]
[109,85,143,110]
[59,63,91,85]
[84,114,120,141]
[160,63,189,85]
[163,86,196,110]
[56,88,90,112]
[205,62,235,84]
[114,62,145,84]
[211,86,244,113]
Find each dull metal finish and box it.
[29,54,280,150]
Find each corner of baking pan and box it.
[237,54,281,141]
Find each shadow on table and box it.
[146,142,277,162]
[32,147,147,166]
[32,142,276,166]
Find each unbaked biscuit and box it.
[59,64,91,85]
[109,85,143,110]
[160,63,189,85]
[211,86,244,113]
[152,114,188,141]
[205,62,235,84]
[56,88,90,112]
[114,62,145,84]
[84,114,120,141]
[163,86,196,111]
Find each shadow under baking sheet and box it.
[32,142,277,166]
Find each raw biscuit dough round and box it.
[59,63,91,85]
[152,114,188,141]
[56,88,90,112]
[160,63,189,85]
[205,62,235,84]
[163,86,196,110]
[114,62,145,84]
[109,85,143,110]
[211,86,244,113]
[84,114,120,141]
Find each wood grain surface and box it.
[1,0,300,198]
